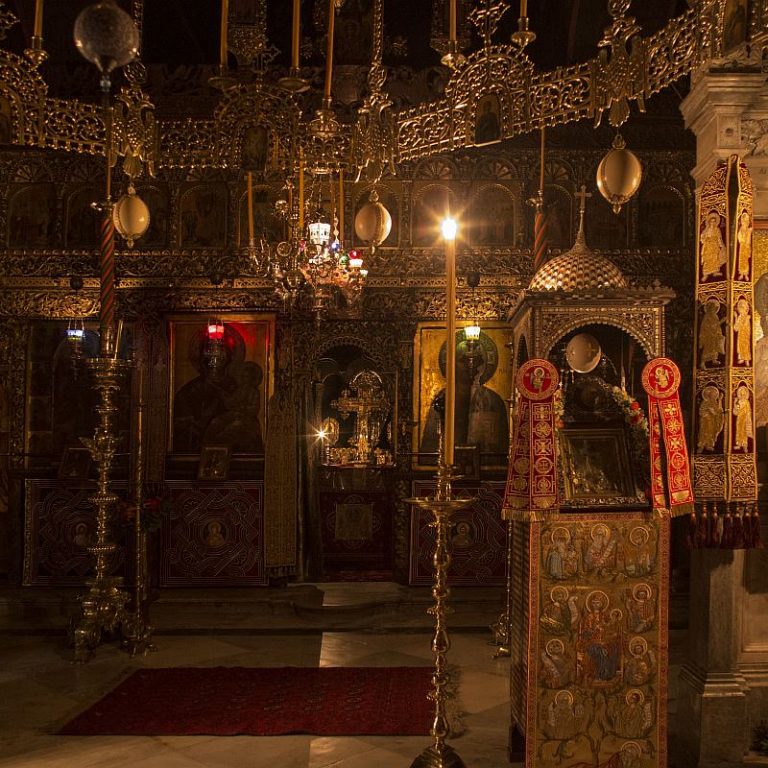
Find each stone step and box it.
[0,583,505,634]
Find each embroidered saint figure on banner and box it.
[698,298,725,367]
[736,209,752,280]
[697,385,724,452]
[734,297,752,364]
[734,384,753,451]
[700,210,726,279]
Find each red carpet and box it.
[59,666,433,736]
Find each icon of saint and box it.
[204,521,226,548]
[474,97,501,145]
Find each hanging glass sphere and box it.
[112,185,150,248]
[354,190,392,248]
[596,134,642,215]
[74,0,139,75]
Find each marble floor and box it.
[0,625,510,767]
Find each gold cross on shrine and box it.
[575,184,592,216]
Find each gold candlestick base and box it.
[511,17,536,48]
[411,744,468,768]
[24,36,47,66]
[279,68,310,93]
[440,41,466,69]
[407,463,472,768]
[73,577,129,663]
[122,616,156,658]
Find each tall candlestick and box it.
[298,150,304,232]
[449,0,457,43]
[338,170,344,243]
[520,0,527,18]
[247,171,254,244]
[219,0,229,69]
[291,0,300,70]
[539,126,545,191]
[323,0,336,101]
[33,0,44,38]
[442,217,458,466]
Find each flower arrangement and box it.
[611,386,649,437]
[552,385,648,437]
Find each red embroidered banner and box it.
[641,358,694,517]
[503,360,559,522]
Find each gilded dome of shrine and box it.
[528,211,627,293]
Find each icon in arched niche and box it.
[135,185,169,247]
[468,184,515,246]
[179,185,226,247]
[639,185,685,248]
[418,329,508,461]
[241,125,269,174]
[474,93,502,146]
[238,185,284,247]
[8,184,55,248]
[412,184,454,246]
[66,187,102,248]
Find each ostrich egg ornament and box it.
[354,190,392,249]
[112,185,149,248]
[74,0,139,75]
[596,134,642,214]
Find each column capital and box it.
[680,71,768,212]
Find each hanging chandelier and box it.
[271,171,368,318]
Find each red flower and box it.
[630,401,641,410]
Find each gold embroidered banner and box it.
[503,360,559,523]
[641,358,694,517]
[692,156,756,504]
[522,512,670,768]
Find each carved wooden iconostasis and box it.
[0,136,697,586]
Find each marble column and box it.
[679,66,768,767]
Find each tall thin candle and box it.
[539,126,545,191]
[449,0,457,43]
[442,217,458,466]
[520,0,527,18]
[33,0,43,38]
[324,0,336,101]
[291,0,300,70]
[338,169,344,243]
[220,0,229,68]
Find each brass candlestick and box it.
[490,518,513,657]
[408,453,472,768]
[72,351,133,663]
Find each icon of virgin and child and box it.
[173,325,264,455]
[419,330,508,461]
